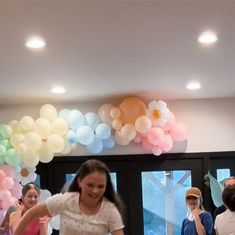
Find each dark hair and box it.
[22,182,40,197]
[68,159,124,217]
[222,186,235,211]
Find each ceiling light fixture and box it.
[25,37,46,49]
[186,81,201,90]
[51,86,66,94]
[198,31,218,44]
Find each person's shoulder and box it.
[102,197,117,210]
[200,211,212,219]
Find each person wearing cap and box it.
[181,187,213,235]
[214,176,235,219]
[214,186,235,235]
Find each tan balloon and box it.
[112,119,122,130]
[120,124,137,141]
[110,107,121,119]
[114,131,130,146]
[119,96,147,124]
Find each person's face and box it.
[78,171,107,203]
[22,188,39,209]
[225,178,235,187]
[186,196,200,211]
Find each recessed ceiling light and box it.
[25,37,46,49]
[51,86,66,94]
[198,31,218,44]
[186,81,201,90]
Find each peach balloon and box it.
[170,122,187,141]
[119,96,147,124]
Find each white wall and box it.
[0,98,234,156]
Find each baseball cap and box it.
[186,187,202,198]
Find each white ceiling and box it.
[1,0,235,105]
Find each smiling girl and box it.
[13,159,125,235]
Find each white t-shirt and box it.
[214,209,235,235]
[45,192,124,235]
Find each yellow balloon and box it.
[40,104,58,122]
[24,132,42,151]
[47,134,65,153]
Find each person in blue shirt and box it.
[181,187,213,235]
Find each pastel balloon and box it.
[10,182,22,199]
[152,146,163,156]
[102,136,115,149]
[95,123,111,139]
[38,142,54,163]
[67,130,78,144]
[60,139,72,154]
[162,112,176,131]
[1,177,14,190]
[120,124,136,141]
[85,112,100,130]
[24,132,42,151]
[147,127,165,145]
[0,145,6,156]
[21,150,39,168]
[119,97,146,124]
[114,131,130,146]
[110,107,121,119]
[34,118,51,139]
[67,110,85,130]
[40,104,58,122]
[47,134,65,153]
[10,134,25,148]
[135,115,152,134]
[86,136,103,154]
[142,138,153,151]
[77,126,94,145]
[58,109,70,119]
[0,124,12,138]
[20,116,34,131]
[98,104,114,125]
[170,122,187,141]
[4,149,21,168]
[51,118,68,136]
[112,119,122,130]
[159,134,173,152]
[16,143,28,155]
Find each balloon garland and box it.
[0,96,187,212]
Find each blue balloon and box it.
[77,125,94,145]
[103,136,115,149]
[85,112,100,130]
[95,123,111,139]
[67,130,78,144]
[58,109,70,120]
[67,110,86,131]
[86,136,103,155]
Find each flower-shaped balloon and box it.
[148,100,170,127]
[16,166,37,185]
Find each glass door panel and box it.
[142,170,192,235]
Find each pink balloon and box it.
[147,127,165,145]
[2,177,14,190]
[0,170,6,180]
[0,165,16,178]
[142,138,153,151]
[10,182,23,199]
[162,112,176,131]
[159,134,173,152]
[134,133,143,143]
[170,122,187,141]
[152,146,163,156]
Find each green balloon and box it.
[0,124,12,138]
[4,148,21,168]
[0,139,12,150]
[0,154,6,165]
[0,144,6,156]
